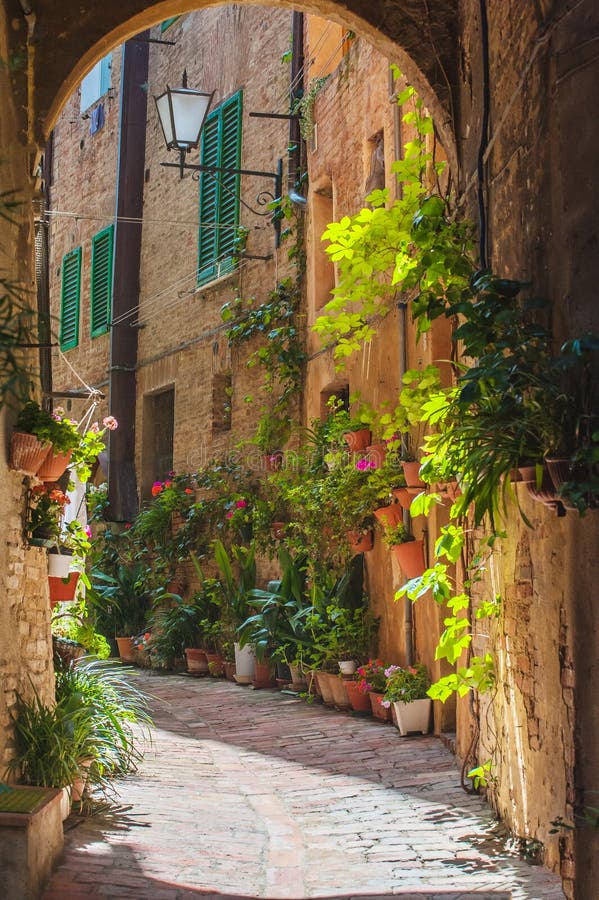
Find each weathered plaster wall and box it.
[0,9,56,775]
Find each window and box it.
[59,247,82,351]
[90,225,114,337]
[160,17,180,32]
[80,54,112,114]
[197,90,243,285]
[141,388,175,499]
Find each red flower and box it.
[151,482,163,496]
[184,488,194,495]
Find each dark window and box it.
[59,247,82,350]
[197,90,243,285]
[142,388,175,500]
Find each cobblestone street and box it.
[43,675,565,899]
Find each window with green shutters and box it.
[60,247,82,351]
[197,90,243,285]
[90,225,114,337]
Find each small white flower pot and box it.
[338,659,357,675]
[392,698,432,736]
[48,552,72,579]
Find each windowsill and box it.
[194,269,237,296]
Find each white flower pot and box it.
[233,642,256,684]
[338,659,356,675]
[48,552,72,578]
[392,698,432,736]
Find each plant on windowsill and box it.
[28,483,70,547]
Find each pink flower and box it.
[355,458,375,471]
[226,511,234,520]
[381,699,391,708]
[384,665,401,678]
[164,480,173,489]
[89,422,100,434]
[124,522,132,530]
[235,499,247,509]
[85,526,92,538]
[102,416,118,431]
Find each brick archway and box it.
[14,0,459,174]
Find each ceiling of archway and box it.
[15,0,458,158]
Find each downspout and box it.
[107,34,150,521]
[36,133,53,410]
[389,67,413,667]
[288,12,307,206]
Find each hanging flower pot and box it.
[401,460,425,488]
[343,429,372,452]
[366,443,386,468]
[47,550,72,579]
[9,432,51,475]
[48,572,80,606]
[392,539,426,579]
[36,448,73,483]
[346,530,373,554]
[391,487,413,509]
[373,504,403,529]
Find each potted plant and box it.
[88,563,151,663]
[27,483,70,547]
[212,540,257,683]
[382,663,432,735]
[355,658,392,722]
[254,411,290,470]
[10,400,77,477]
[382,521,425,580]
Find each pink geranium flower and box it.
[102,416,119,431]
[235,499,247,509]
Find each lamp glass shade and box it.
[155,87,213,152]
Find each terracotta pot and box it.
[368,691,393,722]
[9,432,51,475]
[392,698,432,736]
[71,758,93,803]
[37,448,73,482]
[271,521,286,540]
[401,460,425,488]
[252,659,276,689]
[392,540,426,579]
[346,530,373,554]
[345,680,372,713]
[435,480,461,502]
[115,635,135,663]
[48,572,80,605]
[373,504,403,529]
[223,661,237,681]
[391,487,413,510]
[263,452,283,472]
[343,429,372,452]
[545,457,572,492]
[314,671,336,706]
[289,664,308,691]
[517,463,542,485]
[206,652,225,677]
[328,674,351,710]
[526,468,566,514]
[184,647,209,674]
[366,443,386,468]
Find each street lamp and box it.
[154,74,284,246]
[154,71,214,177]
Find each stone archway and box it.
[9,0,459,175]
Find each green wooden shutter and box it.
[197,90,242,285]
[90,225,113,337]
[59,247,81,350]
[197,114,220,284]
[160,17,180,32]
[217,93,243,275]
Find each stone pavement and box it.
[42,674,565,900]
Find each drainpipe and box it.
[389,67,413,667]
[107,34,149,521]
[288,11,307,206]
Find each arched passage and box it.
[12,0,459,174]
